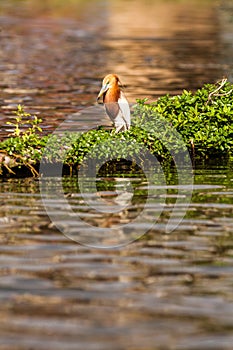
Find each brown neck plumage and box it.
[103,83,121,120]
[103,84,120,103]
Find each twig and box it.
[4,164,16,175]
[11,153,39,177]
[0,151,16,175]
[213,90,233,98]
[206,78,228,105]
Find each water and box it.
[0,0,233,349]
[0,165,233,349]
[1,0,232,137]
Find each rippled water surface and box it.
[0,165,233,349]
[0,0,233,349]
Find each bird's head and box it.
[97,74,121,102]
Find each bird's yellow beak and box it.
[97,83,110,101]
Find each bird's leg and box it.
[115,125,122,133]
[115,124,126,133]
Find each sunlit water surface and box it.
[0,0,233,349]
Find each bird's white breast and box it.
[116,91,131,130]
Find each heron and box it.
[97,74,131,133]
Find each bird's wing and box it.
[118,91,131,129]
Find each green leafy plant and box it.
[1,105,44,175]
[6,104,42,139]
[146,78,233,157]
[0,79,232,177]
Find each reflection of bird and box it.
[97,74,131,133]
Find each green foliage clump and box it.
[148,79,233,155]
[0,79,232,177]
[0,105,46,175]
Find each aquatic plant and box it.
[0,79,232,176]
[0,105,45,176]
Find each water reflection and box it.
[105,0,229,100]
